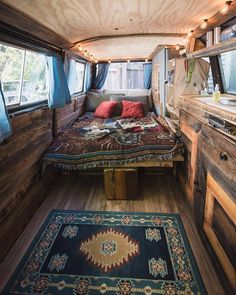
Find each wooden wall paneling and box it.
[0,107,53,260]
[54,95,86,133]
[0,2,71,49]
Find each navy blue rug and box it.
[2,210,206,294]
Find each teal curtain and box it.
[84,63,91,92]
[47,54,71,108]
[64,51,77,95]
[0,82,12,143]
[144,63,152,89]
[95,63,109,89]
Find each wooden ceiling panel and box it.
[75,36,186,60]
[2,0,225,43]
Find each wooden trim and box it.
[181,122,199,207]
[188,37,236,58]
[203,173,236,290]
[192,2,236,39]
[73,33,186,46]
[0,2,72,49]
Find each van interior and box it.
[0,1,235,294]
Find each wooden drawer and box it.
[201,125,236,184]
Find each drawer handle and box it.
[219,152,228,161]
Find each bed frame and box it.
[53,96,184,200]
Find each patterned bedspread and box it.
[43,112,184,170]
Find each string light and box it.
[84,50,88,56]
[95,59,98,63]
[108,59,111,64]
[200,19,208,30]
[175,44,180,51]
[220,1,233,15]
[127,59,130,63]
[78,44,83,51]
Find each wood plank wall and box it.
[54,94,86,134]
[0,107,52,260]
[0,94,86,260]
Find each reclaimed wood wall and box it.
[54,94,86,134]
[0,107,52,261]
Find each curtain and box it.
[64,51,77,95]
[47,54,71,108]
[144,63,152,89]
[0,82,12,143]
[84,63,91,92]
[95,63,109,89]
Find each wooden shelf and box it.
[188,38,236,58]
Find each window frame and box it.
[218,51,236,96]
[72,59,86,95]
[102,61,146,90]
[0,41,49,111]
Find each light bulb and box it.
[175,44,180,51]
[220,1,233,15]
[84,50,88,56]
[188,30,194,37]
[145,58,148,62]
[78,45,83,51]
[95,59,98,63]
[108,59,111,64]
[127,59,130,63]
[200,19,208,30]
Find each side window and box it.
[75,61,85,93]
[220,50,236,95]
[0,43,48,107]
[202,57,214,93]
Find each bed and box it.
[42,112,184,172]
[43,109,184,199]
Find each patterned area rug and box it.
[3,210,206,294]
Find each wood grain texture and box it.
[203,173,236,291]
[0,173,226,295]
[104,168,138,200]
[54,95,86,134]
[0,107,52,260]
[2,0,225,59]
[2,0,224,42]
[0,1,71,48]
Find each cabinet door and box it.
[179,110,201,207]
[204,173,236,291]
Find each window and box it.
[0,43,48,107]
[202,57,214,93]
[75,61,85,93]
[103,62,145,89]
[220,50,236,94]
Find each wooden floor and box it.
[0,172,226,295]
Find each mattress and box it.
[42,112,184,171]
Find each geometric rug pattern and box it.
[3,210,206,294]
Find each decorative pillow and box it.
[94,101,118,118]
[86,91,109,112]
[121,100,144,119]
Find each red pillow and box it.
[94,101,118,118]
[121,100,144,119]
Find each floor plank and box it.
[0,173,226,295]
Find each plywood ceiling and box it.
[2,0,226,60]
[81,36,185,60]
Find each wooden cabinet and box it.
[179,110,202,207]
[179,108,236,293]
[194,124,236,293]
